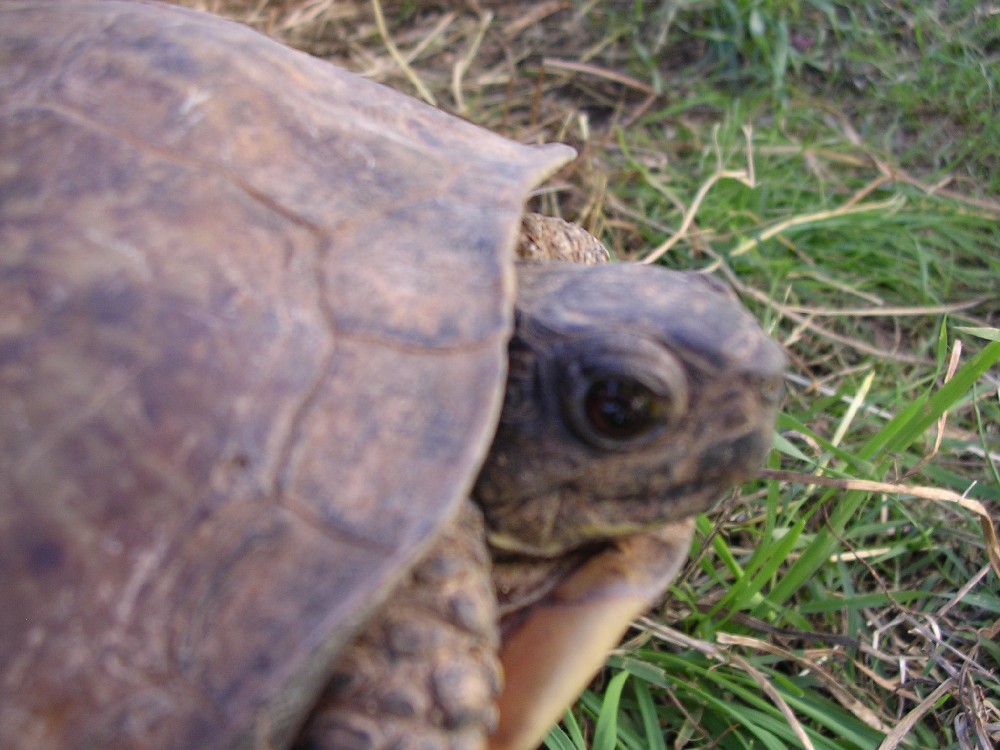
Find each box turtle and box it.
[0,2,786,749]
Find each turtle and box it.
[0,2,787,749]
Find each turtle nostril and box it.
[756,375,786,406]
[698,430,771,477]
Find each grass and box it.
[182,1,999,747]
[534,4,1000,748]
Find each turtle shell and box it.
[0,1,572,747]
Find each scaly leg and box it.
[295,500,499,750]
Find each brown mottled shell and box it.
[0,1,572,748]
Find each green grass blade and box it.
[630,679,667,750]
[592,670,630,750]
[885,340,1000,452]
[544,724,582,750]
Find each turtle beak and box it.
[487,517,696,750]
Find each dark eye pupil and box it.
[584,377,661,440]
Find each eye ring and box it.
[562,365,683,450]
[581,375,663,442]
[555,334,689,451]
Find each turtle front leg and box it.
[294,500,500,750]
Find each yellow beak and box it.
[488,517,696,750]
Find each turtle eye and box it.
[565,368,676,450]
[556,335,688,451]
[583,376,662,441]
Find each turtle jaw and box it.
[487,518,696,750]
[481,444,771,558]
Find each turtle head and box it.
[474,261,786,557]
[477,261,786,750]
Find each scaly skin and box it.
[296,501,500,750]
